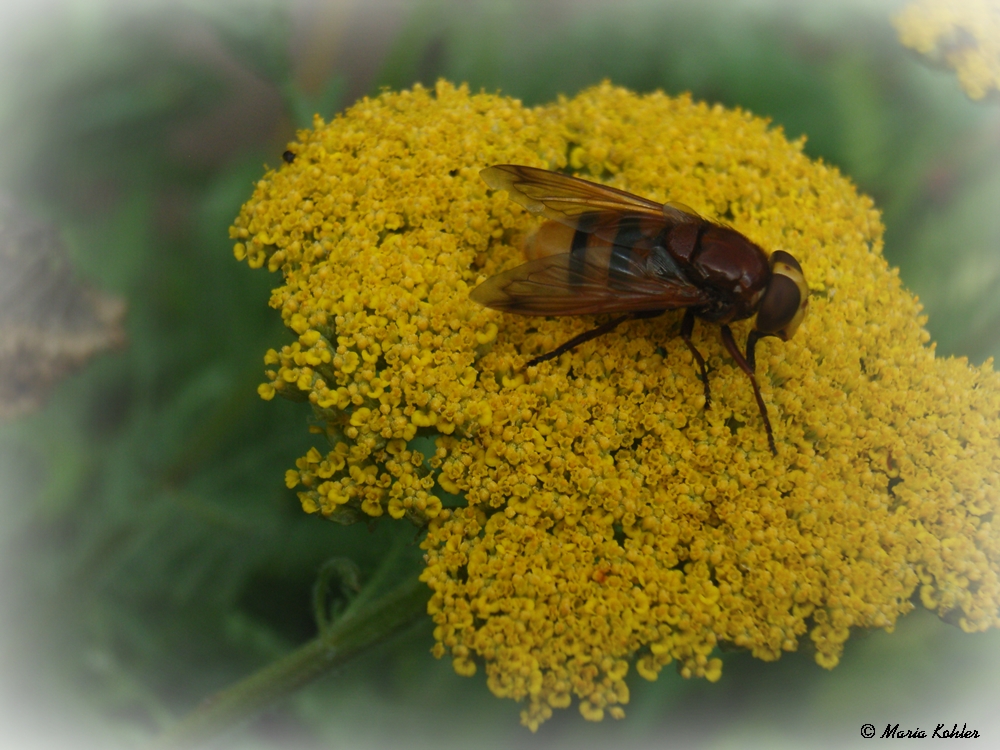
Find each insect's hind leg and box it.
[526,310,664,368]
[680,308,711,407]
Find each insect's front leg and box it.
[745,329,763,372]
[720,325,777,455]
[680,308,711,407]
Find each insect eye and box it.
[769,250,801,273]
[756,274,802,337]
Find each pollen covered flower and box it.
[894,0,1000,100]
[231,81,1000,730]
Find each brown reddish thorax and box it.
[667,222,770,323]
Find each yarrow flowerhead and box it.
[231,81,1000,730]
[894,0,1000,100]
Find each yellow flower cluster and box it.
[895,0,1000,100]
[231,81,1000,730]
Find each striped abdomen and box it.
[524,211,681,290]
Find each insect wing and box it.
[470,247,712,316]
[482,164,658,218]
[661,200,705,224]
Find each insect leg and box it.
[680,308,711,407]
[526,311,660,368]
[720,325,777,455]
[745,329,763,371]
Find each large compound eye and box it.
[756,275,801,335]
[756,252,808,340]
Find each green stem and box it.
[151,575,430,748]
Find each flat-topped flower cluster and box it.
[231,81,1000,730]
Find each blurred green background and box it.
[1,0,999,748]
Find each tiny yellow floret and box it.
[476,323,498,345]
[412,410,438,428]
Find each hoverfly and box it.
[470,165,809,455]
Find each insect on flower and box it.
[470,165,809,455]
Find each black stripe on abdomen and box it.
[569,212,599,288]
[608,215,645,288]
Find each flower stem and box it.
[152,575,429,748]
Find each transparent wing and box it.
[481,164,700,227]
[470,248,712,316]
